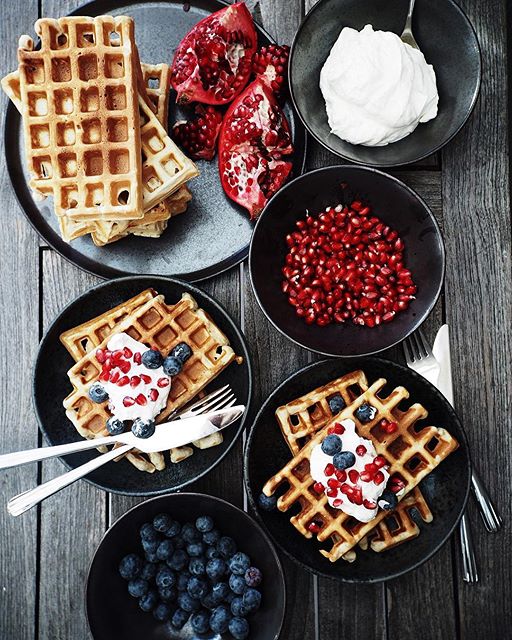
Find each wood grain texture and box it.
[442,1,512,638]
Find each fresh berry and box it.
[212,581,230,603]
[348,469,359,484]
[229,552,251,576]
[171,607,190,629]
[162,356,182,376]
[128,578,149,598]
[231,596,250,617]
[363,499,377,510]
[138,590,158,612]
[229,616,250,640]
[244,566,262,587]
[313,481,325,494]
[153,513,173,533]
[307,521,322,534]
[203,529,220,545]
[252,43,290,98]
[171,342,193,364]
[133,352,142,364]
[168,549,188,571]
[141,349,163,369]
[242,588,262,613]
[206,546,221,560]
[189,558,206,576]
[156,539,174,561]
[334,468,347,482]
[158,586,177,602]
[355,403,377,423]
[131,418,155,439]
[182,522,201,543]
[123,396,135,407]
[187,576,209,600]
[119,553,143,580]
[190,610,210,634]
[229,573,247,595]
[356,445,367,456]
[324,463,335,476]
[381,419,398,434]
[333,451,356,470]
[157,377,170,388]
[177,572,191,591]
[135,393,147,406]
[374,455,387,468]
[178,591,201,612]
[118,376,129,386]
[140,562,157,581]
[321,434,342,456]
[95,348,107,364]
[210,605,232,634]
[196,515,214,532]
[257,492,277,511]
[130,375,141,388]
[153,602,172,622]
[374,471,385,485]
[141,538,159,556]
[140,523,159,542]
[378,488,398,510]
[206,558,227,582]
[217,536,237,559]
[328,395,346,414]
[173,105,223,160]
[106,417,125,435]
[88,382,108,403]
[156,566,176,589]
[187,541,205,557]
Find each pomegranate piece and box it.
[149,389,159,402]
[157,377,170,388]
[363,499,377,510]
[218,78,293,219]
[332,422,345,435]
[172,105,223,161]
[351,487,363,505]
[109,370,120,384]
[119,360,131,374]
[348,469,359,484]
[95,349,107,364]
[171,2,257,105]
[327,478,340,489]
[334,468,347,482]
[332,498,343,507]
[123,347,133,359]
[374,471,385,485]
[324,463,335,476]
[326,487,337,498]
[252,44,290,99]
[356,444,367,456]
[133,352,142,365]
[123,396,135,407]
[117,376,130,387]
[307,521,322,534]
[313,481,325,494]
[130,375,141,388]
[140,374,152,384]
[135,394,147,406]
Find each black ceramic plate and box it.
[33,276,252,495]
[289,0,481,167]
[244,358,471,583]
[5,0,306,282]
[86,493,285,640]
[249,165,445,357]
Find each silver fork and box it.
[7,385,236,516]
[404,328,500,583]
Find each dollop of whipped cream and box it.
[319,24,439,146]
[102,333,171,423]
[309,418,390,523]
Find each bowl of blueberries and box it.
[86,492,285,640]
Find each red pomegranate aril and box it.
[374,471,385,485]
[313,482,325,494]
[334,468,347,482]
[340,483,352,495]
[326,488,338,498]
[324,463,335,476]
[332,422,345,434]
[149,389,159,402]
[135,394,147,406]
[351,487,363,505]
[100,370,110,382]
[348,469,359,484]
[123,396,135,407]
[95,349,107,364]
[123,347,133,359]
[119,360,131,374]
[384,421,398,434]
[130,375,141,388]
[365,462,378,476]
[140,374,151,384]
[363,499,377,510]
[374,455,387,468]
[360,470,372,482]
[117,376,130,387]
[356,444,367,456]
[308,521,322,534]
[157,377,170,388]
[333,498,343,507]
[327,478,340,489]
[109,370,120,383]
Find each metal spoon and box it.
[401,0,419,50]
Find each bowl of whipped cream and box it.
[289,0,481,166]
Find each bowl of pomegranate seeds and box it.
[249,165,444,356]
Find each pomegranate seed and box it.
[140,374,151,384]
[313,482,325,494]
[308,521,321,533]
[119,360,131,374]
[356,445,367,456]
[123,347,133,358]
[149,389,159,402]
[95,349,107,364]
[332,422,345,434]
[340,483,352,495]
[374,471,385,485]
[334,468,347,482]
[363,499,377,509]
[383,421,398,434]
[133,352,142,364]
[324,463,335,476]
[130,375,141,388]
[327,478,340,489]
[326,488,337,498]
[365,463,378,476]
[351,487,363,505]
[123,396,135,407]
[374,455,387,468]
[109,370,120,383]
[100,370,110,382]
[348,469,359,484]
[157,377,170,388]
[135,393,147,406]
[333,498,343,507]
[117,376,129,387]
[360,470,372,482]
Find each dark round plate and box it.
[33,276,252,495]
[5,0,306,282]
[244,357,471,583]
[86,493,285,640]
[249,165,445,357]
[289,0,481,167]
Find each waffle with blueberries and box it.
[261,376,458,562]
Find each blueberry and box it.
[162,356,182,376]
[201,592,217,610]
[191,610,210,634]
[142,538,159,555]
[210,605,231,634]
[171,342,192,364]
[187,542,205,557]
[128,578,148,598]
[88,382,108,403]
[187,576,208,599]
[206,558,227,582]
[153,513,173,533]
[333,451,356,470]
[156,566,176,589]
[321,434,342,456]
[131,418,155,439]
[168,549,188,571]
[217,536,237,559]
[153,602,172,622]
[229,617,250,640]
[228,552,251,576]
[141,349,163,369]
[244,566,263,587]
[181,522,201,543]
[140,562,157,581]
[229,574,247,595]
[224,590,236,605]
[177,592,200,612]
[231,596,249,617]
[138,590,158,612]
[378,489,398,511]
[165,520,181,538]
[156,539,174,561]
[242,588,261,613]
[206,546,221,560]
[158,586,177,603]
[119,554,142,580]
[355,403,377,424]
[177,572,191,591]
[203,529,220,546]
[328,394,346,414]
[140,523,159,542]
[189,558,206,576]
[145,550,159,564]
[106,417,125,435]
[212,581,230,603]
[171,608,190,630]
[196,515,214,533]
[257,493,277,511]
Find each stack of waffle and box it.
[60,289,239,473]
[2,15,198,246]
[263,371,458,562]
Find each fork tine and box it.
[403,336,414,363]
[196,391,235,415]
[417,327,434,357]
[182,385,230,414]
[206,396,237,413]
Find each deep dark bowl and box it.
[86,493,285,639]
[33,276,252,495]
[244,357,471,583]
[249,165,445,357]
[289,0,481,167]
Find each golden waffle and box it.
[17,16,144,221]
[275,371,435,559]
[263,377,458,562]
[142,63,171,126]
[63,292,237,472]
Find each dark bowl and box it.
[86,493,286,639]
[33,276,252,495]
[244,357,471,583]
[249,165,445,357]
[289,0,481,167]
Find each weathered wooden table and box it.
[0,1,510,638]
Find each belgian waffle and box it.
[142,63,171,126]
[263,377,458,562]
[275,371,435,559]
[62,292,237,472]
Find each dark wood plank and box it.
[39,250,103,640]
[442,0,512,637]
[0,3,42,640]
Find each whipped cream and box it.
[319,24,439,147]
[101,333,171,423]
[309,418,389,523]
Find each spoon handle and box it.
[405,0,416,29]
